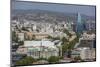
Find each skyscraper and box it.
[76,13,83,34]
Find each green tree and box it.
[61,37,69,44]
[16,56,36,66]
[18,41,24,45]
[48,56,59,63]
[63,29,72,37]
[62,36,79,56]
[12,31,18,42]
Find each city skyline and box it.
[11,1,96,66]
[12,1,96,16]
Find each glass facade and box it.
[76,13,83,34]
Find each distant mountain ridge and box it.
[12,9,95,21]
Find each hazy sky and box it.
[12,1,96,16]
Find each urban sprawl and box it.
[11,10,96,66]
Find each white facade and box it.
[71,47,95,60]
[24,40,56,48]
[80,48,92,60]
[27,47,59,59]
[18,33,24,41]
[32,24,37,31]
[24,40,60,59]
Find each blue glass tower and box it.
[76,13,83,34]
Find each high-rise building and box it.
[76,13,83,34]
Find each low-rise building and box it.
[16,46,27,54]
[71,47,96,60]
[78,33,95,48]
[85,20,95,31]
[33,33,49,40]
[80,48,92,60]
[71,49,81,59]
[23,40,61,59]
[17,33,24,41]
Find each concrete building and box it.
[78,33,95,48]
[16,46,27,54]
[23,40,61,59]
[80,48,92,60]
[85,20,96,31]
[71,49,80,59]
[91,48,96,59]
[17,33,24,41]
[71,47,95,60]
[24,32,33,40]
[72,32,96,60]
[33,33,49,40]
[50,32,67,39]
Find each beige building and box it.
[33,33,49,40]
[16,46,27,54]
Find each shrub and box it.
[16,56,36,66]
[48,56,59,63]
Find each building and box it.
[24,32,33,40]
[23,40,61,59]
[85,20,96,31]
[76,13,84,34]
[71,49,81,59]
[91,48,96,59]
[17,33,24,41]
[71,47,95,60]
[78,33,95,48]
[50,32,67,39]
[33,33,49,40]
[72,32,96,60]
[80,48,92,60]
[32,24,37,31]
[16,46,28,54]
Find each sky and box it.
[12,1,96,16]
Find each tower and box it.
[76,13,83,34]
